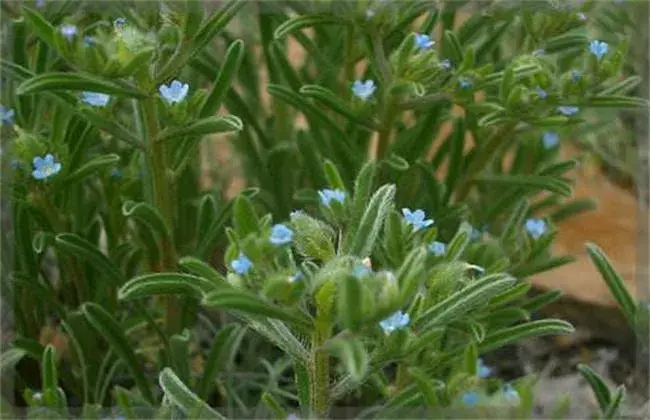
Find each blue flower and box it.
[289,209,303,218]
[110,167,122,178]
[589,40,609,60]
[477,358,492,379]
[503,383,519,402]
[231,253,252,275]
[270,224,294,245]
[542,131,559,149]
[114,17,127,30]
[36,0,45,8]
[532,48,545,56]
[0,105,15,124]
[60,24,77,40]
[288,272,303,283]
[557,106,579,116]
[32,154,62,180]
[469,225,482,240]
[525,218,546,239]
[352,80,376,101]
[83,36,94,46]
[414,33,435,50]
[535,87,547,99]
[318,188,346,206]
[440,59,452,71]
[82,92,110,107]
[379,311,410,335]
[402,208,434,231]
[159,80,189,105]
[577,12,587,21]
[352,265,371,278]
[458,78,472,89]
[571,69,581,83]
[461,391,479,407]
[428,241,446,256]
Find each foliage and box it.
[0,0,645,418]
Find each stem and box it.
[394,363,408,393]
[454,123,518,202]
[342,25,355,95]
[376,99,396,161]
[142,98,179,334]
[310,313,332,418]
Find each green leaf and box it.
[577,364,611,413]
[323,160,347,192]
[299,85,377,130]
[479,319,574,353]
[118,273,218,301]
[200,40,245,118]
[512,255,576,278]
[325,337,369,384]
[586,243,637,325]
[408,367,443,406]
[198,324,244,399]
[64,154,121,184]
[542,33,587,54]
[600,76,641,96]
[585,95,649,109]
[604,385,626,419]
[233,194,260,237]
[122,200,171,240]
[348,184,396,257]
[290,211,336,261]
[120,48,155,77]
[385,154,410,172]
[443,30,463,64]
[202,289,313,330]
[338,275,363,332]
[21,6,59,51]
[274,14,343,40]
[157,115,243,142]
[159,368,225,419]
[521,290,563,313]
[54,233,123,285]
[397,247,427,304]
[82,303,154,403]
[170,330,191,387]
[464,343,478,376]
[17,72,147,98]
[0,348,25,375]
[414,274,517,330]
[476,174,573,197]
[178,256,226,285]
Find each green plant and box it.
[0,0,646,418]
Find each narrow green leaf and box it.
[82,303,154,403]
[577,364,611,413]
[274,14,343,40]
[325,337,369,384]
[64,154,120,184]
[464,343,478,376]
[479,319,574,353]
[170,330,191,387]
[233,194,260,237]
[350,161,377,231]
[17,72,147,98]
[118,273,218,301]
[586,243,637,324]
[159,368,224,419]
[348,184,395,257]
[179,256,226,285]
[476,174,573,197]
[122,200,171,240]
[323,160,347,192]
[54,233,123,284]
[200,40,245,117]
[585,95,649,109]
[600,76,641,96]
[0,349,25,375]
[157,115,243,142]
[203,289,313,330]
[521,290,563,313]
[604,385,626,419]
[338,275,363,332]
[443,30,463,64]
[198,324,243,399]
[300,85,377,130]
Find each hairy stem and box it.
[311,310,332,418]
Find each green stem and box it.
[142,97,179,334]
[342,25,355,95]
[394,363,408,393]
[454,123,518,202]
[311,314,332,418]
[376,99,396,162]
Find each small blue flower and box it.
[82,92,110,107]
[110,167,122,178]
[379,311,410,335]
[402,208,434,231]
[503,383,519,402]
[352,80,376,101]
[270,224,294,245]
[32,154,62,180]
[557,106,579,116]
[159,80,189,105]
[114,17,127,30]
[60,24,77,40]
[440,59,452,71]
[532,48,545,56]
[535,87,547,99]
[577,12,587,21]
[461,391,479,407]
[0,105,15,124]
[458,78,472,89]
[525,218,546,239]
[231,253,252,275]
[428,241,446,257]
[477,358,492,379]
[571,69,581,83]
[469,225,481,241]
[542,131,559,149]
[288,272,303,283]
[83,36,94,46]
[414,33,435,50]
[352,265,371,278]
[318,188,346,206]
[589,40,609,60]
